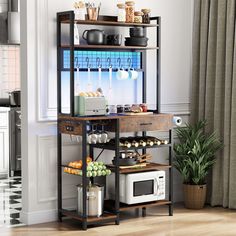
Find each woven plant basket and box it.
[183,184,206,209]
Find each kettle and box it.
[82,29,105,45]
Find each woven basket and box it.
[183,184,206,209]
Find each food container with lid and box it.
[117,3,126,22]
[125,1,135,23]
[141,9,151,23]
[134,11,143,23]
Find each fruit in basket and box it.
[64,160,111,177]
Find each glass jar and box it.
[117,3,126,22]
[134,11,143,23]
[125,1,135,23]
[141,9,151,24]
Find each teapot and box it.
[82,29,105,45]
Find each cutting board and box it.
[107,163,150,169]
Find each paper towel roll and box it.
[173,116,182,126]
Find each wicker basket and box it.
[183,184,206,209]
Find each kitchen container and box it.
[134,11,143,23]
[74,8,86,20]
[125,37,148,47]
[82,29,105,45]
[87,7,100,21]
[141,9,151,23]
[117,3,126,22]
[117,105,124,113]
[106,34,122,46]
[125,1,135,23]
[77,183,104,217]
[9,90,21,106]
[129,27,144,37]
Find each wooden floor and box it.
[1,205,236,236]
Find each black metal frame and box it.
[57,11,173,231]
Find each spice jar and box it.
[117,3,126,22]
[141,9,151,24]
[125,1,135,23]
[134,11,143,23]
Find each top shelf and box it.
[58,13,159,28]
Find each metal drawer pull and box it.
[140,122,153,126]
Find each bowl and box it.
[125,37,148,47]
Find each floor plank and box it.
[1,205,236,236]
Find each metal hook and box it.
[75,57,80,68]
[86,57,90,68]
[96,57,101,68]
[127,58,132,68]
[117,58,121,68]
[107,57,112,68]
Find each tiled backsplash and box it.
[0,45,20,98]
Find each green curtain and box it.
[191,0,236,209]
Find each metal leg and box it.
[142,207,146,217]
[82,121,88,228]
[82,221,87,230]
[169,129,173,216]
[169,204,173,216]
[57,132,62,222]
[115,119,120,225]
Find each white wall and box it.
[21,0,193,225]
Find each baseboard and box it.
[20,209,57,225]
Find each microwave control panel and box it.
[157,172,165,200]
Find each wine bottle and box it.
[139,139,147,147]
[131,140,139,147]
[146,136,161,145]
[146,139,154,146]
[124,141,132,148]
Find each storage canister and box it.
[134,11,143,23]
[117,3,126,22]
[125,1,135,23]
[141,9,151,23]
[77,183,104,217]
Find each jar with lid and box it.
[134,11,143,23]
[141,9,151,24]
[117,3,126,22]
[125,1,135,23]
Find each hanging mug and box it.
[116,68,129,80]
[128,68,139,80]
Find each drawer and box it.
[106,114,173,132]
[58,121,82,135]
[0,112,8,127]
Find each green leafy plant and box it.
[174,120,222,185]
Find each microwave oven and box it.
[107,171,165,205]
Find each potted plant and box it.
[174,120,222,209]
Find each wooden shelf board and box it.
[104,200,171,212]
[106,162,171,174]
[58,113,172,122]
[60,44,159,51]
[60,18,158,28]
[60,209,117,223]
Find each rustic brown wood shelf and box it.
[60,209,117,223]
[104,200,171,212]
[59,14,158,28]
[60,44,159,51]
[106,163,171,174]
[58,113,173,134]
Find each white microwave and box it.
[107,171,165,205]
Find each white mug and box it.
[116,68,129,80]
[128,69,139,80]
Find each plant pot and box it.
[183,184,206,209]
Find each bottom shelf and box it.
[60,209,117,224]
[105,199,171,212]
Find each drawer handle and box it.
[140,122,153,126]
